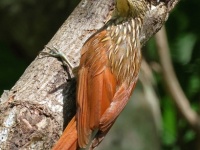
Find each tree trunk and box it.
[0,0,179,149]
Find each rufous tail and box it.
[52,117,78,150]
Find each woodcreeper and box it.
[47,0,161,149]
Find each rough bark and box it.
[0,0,180,149]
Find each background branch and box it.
[155,27,200,132]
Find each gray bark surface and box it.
[0,0,179,149]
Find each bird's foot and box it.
[41,45,74,70]
[41,45,79,78]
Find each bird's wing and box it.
[90,81,138,149]
[76,30,117,147]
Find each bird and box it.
[51,0,153,149]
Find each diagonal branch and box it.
[0,0,181,149]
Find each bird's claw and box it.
[41,45,63,58]
[41,45,73,70]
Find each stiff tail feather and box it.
[52,117,78,150]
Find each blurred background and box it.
[0,0,200,150]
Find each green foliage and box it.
[174,33,197,64]
[162,96,177,146]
